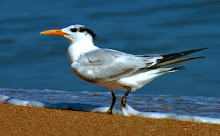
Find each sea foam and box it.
[0,94,219,124]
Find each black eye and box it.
[70,28,77,32]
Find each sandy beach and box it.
[0,103,219,136]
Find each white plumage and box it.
[41,24,206,114]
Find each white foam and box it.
[5,98,30,106]
[0,95,219,124]
[122,107,130,116]
[125,105,220,124]
[0,95,9,102]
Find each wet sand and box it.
[0,103,219,136]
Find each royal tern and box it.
[41,24,206,114]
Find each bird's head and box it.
[40,24,96,43]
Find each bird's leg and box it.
[121,87,131,108]
[107,90,116,114]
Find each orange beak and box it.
[40,29,68,37]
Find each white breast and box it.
[67,40,99,64]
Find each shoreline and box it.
[0,103,219,135]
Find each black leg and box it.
[121,87,131,108]
[107,91,116,114]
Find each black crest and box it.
[79,27,96,41]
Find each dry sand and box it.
[0,103,219,136]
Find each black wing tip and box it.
[201,47,208,50]
[196,56,206,59]
[180,47,208,57]
[193,47,208,52]
[174,47,208,55]
[160,47,207,62]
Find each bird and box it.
[40,24,206,114]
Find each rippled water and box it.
[1,88,219,118]
[0,1,220,97]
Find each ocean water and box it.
[1,88,220,119]
[0,0,220,98]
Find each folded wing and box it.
[71,48,207,83]
[71,49,158,82]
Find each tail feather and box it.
[156,66,185,74]
[171,66,185,71]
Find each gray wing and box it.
[71,48,206,83]
[71,49,159,83]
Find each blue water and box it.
[1,88,220,118]
[0,0,220,97]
